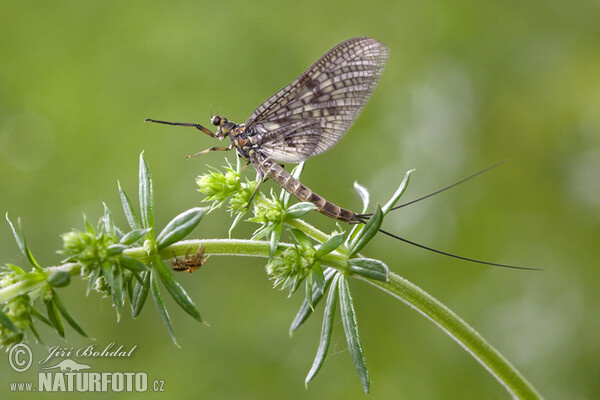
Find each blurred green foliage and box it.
[1,0,599,398]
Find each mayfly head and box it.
[210,115,235,141]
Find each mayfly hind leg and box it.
[185,144,233,159]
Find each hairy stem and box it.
[359,272,542,399]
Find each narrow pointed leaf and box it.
[53,292,87,337]
[28,321,43,344]
[339,276,370,393]
[285,202,316,219]
[289,268,336,333]
[156,208,204,250]
[154,258,202,322]
[121,256,148,273]
[107,244,127,256]
[312,261,325,294]
[269,223,282,260]
[347,258,389,282]
[112,264,124,321]
[139,152,154,231]
[120,228,150,245]
[118,181,141,231]
[348,206,383,257]
[150,269,178,347]
[101,261,114,292]
[289,228,312,250]
[31,307,52,327]
[228,211,246,238]
[347,182,370,248]
[305,274,314,309]
[84,214,95,234]
[0,309,20,333]
[315,233,345,258]
[45,298,65,338]
[131,270,150,318]
[5,214,42,271]
[5,264,25,275]
[305,273,340,386]
[102,203,116,238]
[382,169,414,215]
[86,268,100,295]
[353,181,370,213]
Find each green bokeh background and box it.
[1,0,599,398]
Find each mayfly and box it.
[147,37,535,270]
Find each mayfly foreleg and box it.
[144,118,215,137]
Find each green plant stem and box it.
[285,218,330,243]
[1,231,542,398]
[359,272,542,400]
[0,264,81,303]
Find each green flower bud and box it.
[266,245,315,290]
[228,180,257,213]
[196,166,242,209]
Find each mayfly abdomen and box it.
[255,156,358,223]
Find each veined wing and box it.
[245,37,389,163]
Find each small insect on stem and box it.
[171,245,210,273]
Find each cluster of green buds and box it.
[194,156,416,393]
[0,154,206,348]
[0,151,544,398]
[196,160,258,214]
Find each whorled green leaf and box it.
[315,233,345,258]
[150,268,178,347]
[28,320,43,344]
[47,271,71,288]
[382,169,414,215]
[347,182,370,247]
[5,214,42,271]
[84,215,95,235]
[31,307,52,327]
[156,208,204,250]
[154,258,202,323]
[45,298,65,338]
[120,228,150,245]
[269,223,283,260]
[312,261,325,294]
[339,275,370,393]
[101,261,114,293]
[289,268,337,334]
[305,273,341,386]
[348,206,383,257]
[107,244,127,256]
[228,211,246,238]
[118,181,141,231]
[347,258,389,282]
[112,263,124,321]
[139,152,154,232]
[102,203,116,238]
[353,181,370,213]
[5,264,25,275]
[53,291,87,337]
[131,270,150,318]
[86,268,100,296]
[285,202,316,220]
[0,309,20,333]
[289,228,312,250]
[305,274,314,309]
[121,256,148,273]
